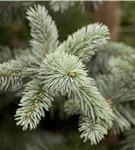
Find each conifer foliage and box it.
[49,1,103,13]
[0,4,114,145]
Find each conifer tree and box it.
[0,4,114,145]
[0,3,135,150]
